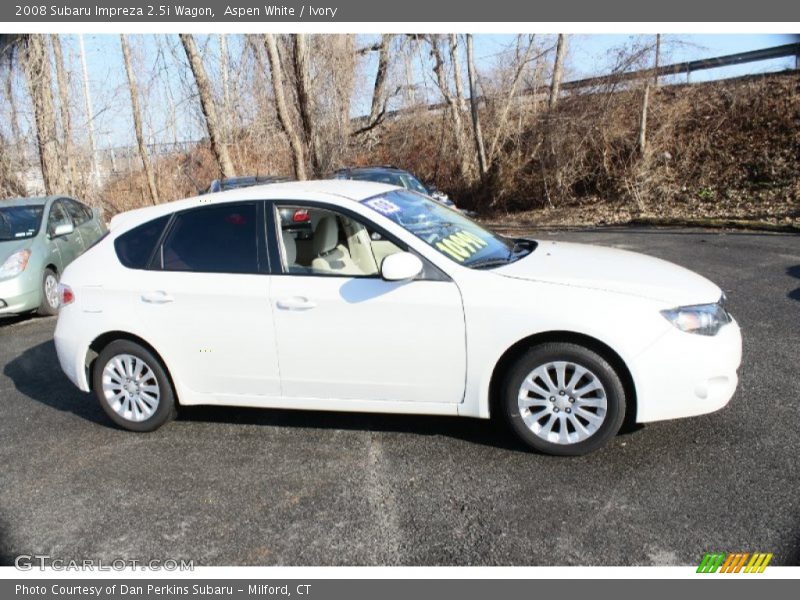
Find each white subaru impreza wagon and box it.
[54,180,742,455]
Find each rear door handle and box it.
[141,291,174,304]
[276,296,316,311]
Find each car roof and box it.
[0,196,56,207]
[109,179,400,232]
[338,166,406,174]
[222,175,290,183]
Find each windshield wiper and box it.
[506,238,537,261]
[470,257,514,269]
[509,237,536,253]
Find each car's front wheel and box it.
[502,342,627,456]
[37,268,60,316]
[92,340,177,432]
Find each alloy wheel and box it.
[101,354,161,422]
[517,360,608,445]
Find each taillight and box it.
[58,283,74,307]
[293,209,310,223]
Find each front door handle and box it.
[276,296,316,311]
[141,291,174,304]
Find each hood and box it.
[0,238,33,264]
[495,241,722,306]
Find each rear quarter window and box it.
[114,215,170,269]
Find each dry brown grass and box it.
[98,71,799,225]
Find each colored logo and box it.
[697,552,773,573]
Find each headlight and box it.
[0,249,31,280]
[660,299,731,336]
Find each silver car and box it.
[0,196,106,317]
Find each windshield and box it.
[361,190,535,268]
[398,173,429,194]
[0,205,44,241]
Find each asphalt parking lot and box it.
[0,227,798,566]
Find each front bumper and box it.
[0,274,39,315]
[632,317,742,423]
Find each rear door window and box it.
[159,203,259,274]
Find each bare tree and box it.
[120,34,159,204]
[449,34,467,113]
[78,34,99,189]
[403,37,418,107]
[355,34,393,135]
[0,131,26,196]
[653,33,661,86]
[180,34,236,179]
[51,34,79,195]
[549,34,568,110]
[263,33,307,180]
[309,35,356,172]
[638,83,650,153]
[637,34,663,155]
[2,57,26,196]
[429,35,473,182]
[3,33,67,195]
[465,34,488,179]
[293,34,321,176]
[21,35,66,195]
[4,66,21,142]
[487,35,538,162]
[219,34,232,122]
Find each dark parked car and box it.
[333,166,458,209]
[204,175,293,194]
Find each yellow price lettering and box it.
[435,230,489,262]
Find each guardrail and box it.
[561,42,800,90]
[350,43,800,129]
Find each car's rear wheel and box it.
[502,342,626,456]
[92,340,177,432]
[37,268,59,316]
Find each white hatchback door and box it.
[269,203,466,404]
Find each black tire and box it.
[37,268,59,316]
[92,340,177,432]
[501,342,626,456]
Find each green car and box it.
[0,196,107,317]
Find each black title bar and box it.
[3,0,800,22]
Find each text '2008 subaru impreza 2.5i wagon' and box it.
[53,180,742,455]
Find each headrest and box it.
[313,216,339,255]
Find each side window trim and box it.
[256,200,270,275]
[145,213,176,270]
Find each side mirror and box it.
[381,252,423,282]
[52,223,74,237]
